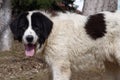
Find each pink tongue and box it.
[25,44,35,57]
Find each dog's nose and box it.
[26,35,33,43]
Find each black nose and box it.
[26,35,33,43]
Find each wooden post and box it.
[0,0,12,51]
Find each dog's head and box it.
[10,11,53,57]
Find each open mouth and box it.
[25,44,36,57]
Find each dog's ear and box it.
[10,12,28,41]
[31,12,53,44]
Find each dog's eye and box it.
[34,27,39,31]
[22,27,27,30]
[18,26,27,30]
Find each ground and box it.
[0,41,51,80]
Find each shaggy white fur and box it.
[10,10,120,80]
[42,11,120,80]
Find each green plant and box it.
[11,0,61,16]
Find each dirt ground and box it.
[0,41,52,80]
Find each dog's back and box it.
[44,11,120,80]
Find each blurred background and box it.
[11,0,120,17]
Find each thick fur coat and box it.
[10,11,120,80]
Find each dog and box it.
[0,0,12,51]
[10,10,120,80]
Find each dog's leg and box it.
[51,60,71,80]
[46,52,71,80]
[114,40,120,65]
[45,40,71,80]
[110,40,120,80]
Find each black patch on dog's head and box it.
[10,12,29,41]
[85,13,106,40]
[31,12,53,45]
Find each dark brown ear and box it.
[10,12,29,41]
[31,12,53,45]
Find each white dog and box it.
[10,10,120,80]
